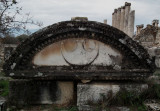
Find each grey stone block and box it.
[77,82,148,111]
[0,97,6,111]
[9,80,74,106]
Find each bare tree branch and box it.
[0,0,42,37]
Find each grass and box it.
[106,89,147,111]
[20,105,78,111]
[52,106,78,111]
[107,83,160,111]
[0,80,9,97]
[86,86,160,111]
[141,84,160,100]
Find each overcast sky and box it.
[17,0,160,33]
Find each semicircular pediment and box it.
[32,38,122,69]
[3,20,155,80]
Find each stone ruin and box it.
[133,20,160,68]
[134,20,160,48]
[112,2,135,37]
[0,44,18,72]
[3,17,155,110]
[112,2,160,71]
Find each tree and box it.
[3,35,19,44]
[0,0,43,37]
[16,34,29,42]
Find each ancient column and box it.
[152,20,159,27]
[117,8,121,29]
[114,9,118,28]
[136,24,144,35]
[112,13,114,26]
[124,2,131,34]
[128,10,135,37]
[120,6,125,32]
[104,19,107,24]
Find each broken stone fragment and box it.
[71,17,88,21]
[81,80,91,84]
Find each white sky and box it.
[17,0,160,33]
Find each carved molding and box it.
[3,20,155,80]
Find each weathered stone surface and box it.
[114,9,117,28]
[120,7,125,31]
[128,10,135,37]
[134,24,158,47]
[3,44,17,61]
[0,96,6,111]
[155,57,160,68]
[145,100,160,111]
[2,17,156,107]
[77,82,148,110]
[9,80,74,105]
[112,13,114,27]
[3,20,155,80]
[124,3,130,34]
[113,2,135,37]
[0,44,17,72]
[152,19,159,27]
[110,107,130,111]
[117,8,121,29]
[71,17,88,21]
[136,24,144,35]
[148,47,160,68]
[33,38,122,67]
[104,19,107,24]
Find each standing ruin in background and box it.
[112,3,160,70]
[3,17,155,109]
[112,2,135,37]
[134,20,160,68]
[0,44,18,72]
[134,20,160,48]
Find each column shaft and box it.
[124,5,130,34]
[117,8,121,29]
[120,7,125,32]
[114,9,118,28]
[128,10,135,37]
[112,13,114,26]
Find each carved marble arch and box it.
[3,20,155,80]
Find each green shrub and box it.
[141,84,160,100]
[137,104,147,111]
[0,80,9,97]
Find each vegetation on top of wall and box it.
[16,34,29,43]
[2,36,20,44]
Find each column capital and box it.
[136,24,144,28]
[125,2,131,6]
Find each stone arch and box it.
[3,20,155,80]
